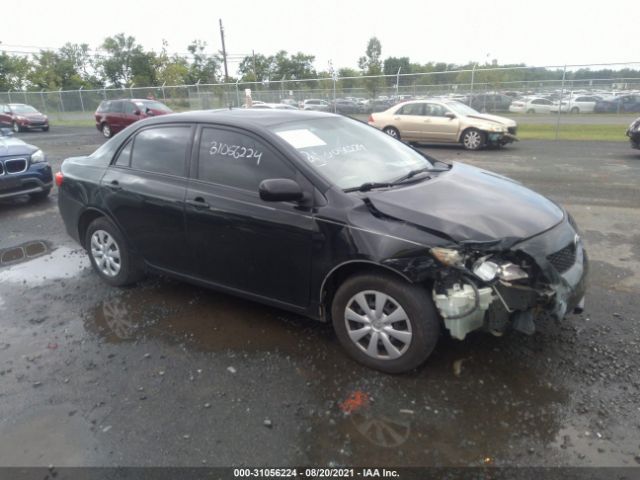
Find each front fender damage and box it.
[382,220,588,341]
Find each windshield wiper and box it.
[344,181,396,193]
[344,164,452,193]
[393,164,451,183]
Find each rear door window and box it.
[397,103,424,115]
[130,126,191,177]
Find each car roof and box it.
[138,108,335,129]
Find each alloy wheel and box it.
[102,124,111,138]
[90,230,121,277]
[384,128,398,138]
[344,290,412,360]
[463,130,482,149]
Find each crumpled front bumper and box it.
[512,219,588,321]
[434,218,588,340]
[487,132,518,146]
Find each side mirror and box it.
[145,108,154,116]
[444,112,456,119]
[259,178,304,202]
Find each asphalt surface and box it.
[0,127,639,468]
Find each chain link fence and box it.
[2,62,640,127]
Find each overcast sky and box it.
[1,0,636,73]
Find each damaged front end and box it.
[430,217,588,340]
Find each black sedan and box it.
[57,109,587,373]
[0,127,52,201]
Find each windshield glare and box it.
[271,117,433,190]
[445,101,479,116]
[11,105,39,114]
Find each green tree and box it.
[185,40,221,84]
[99,33,155,87]
[0,53,30,91]
[237,53,272,83]
[383,57,411,87]
[358,37,383,97]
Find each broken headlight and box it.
[472,258,529,283]
[431,247,464,267]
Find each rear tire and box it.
[331,273,440,373]
[570,107,579,114]
[101,123,112,138]
[526,109,535,114]
[383,126,400,140]
[85,217,143,287]
[461,128,485,150]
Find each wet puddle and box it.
[79,280,576,466]
[0,245,89,285]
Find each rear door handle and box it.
[187,197,210,209]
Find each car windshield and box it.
[135,100,172,112]
[270,116,434,190]
[11,105,38,114]
[445,101,479,116]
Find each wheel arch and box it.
[458,126,485,143]
[77,207,112,249]
[319,260,413,321]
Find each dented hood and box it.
[366,162,564,243]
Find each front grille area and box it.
[508,127,517,135]
[4,158,27,174]
[547,242,576,273]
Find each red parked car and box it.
[0,103,50,132]
[94,99,172,138]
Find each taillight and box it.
[55,171,64,187]
[368,114,374,123]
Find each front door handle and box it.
[108,179,122,190]
[187,197,210,209]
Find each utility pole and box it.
[219,19,229,83]
[252,50,257,81]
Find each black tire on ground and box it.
[526,109,535,114]
[12,122,21,133]
[570,107,579,114]
[101,123,112,138]
[42,126,49,132]
[331,272,440,373]
[383,126,400,140]
[85,216,143,287]
[461,128,486,150]
[29,188,50,202]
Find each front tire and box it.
[383,126,400,140]
[526,109,535,114]
[101,123,112,138]
[42,126,50,132]
[331,273,440,373]
[461,128,485,150]
[85,217,142,287]
[12,122,21,133]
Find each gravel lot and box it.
[0,127,639,468]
